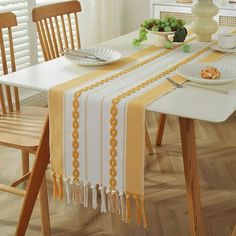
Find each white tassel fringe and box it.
[64,177,71,204]
[119,192,125,221]
[84,183,89,207]
[100,186,107,213]
[92,185,98,209]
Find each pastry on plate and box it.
[201,66,221,80]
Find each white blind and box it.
[0,0,32,75]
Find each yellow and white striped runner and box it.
[49,34,227,227]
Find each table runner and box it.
[49,35,227,227]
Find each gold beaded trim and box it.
[71,36,196,182]
[108,45,212,190]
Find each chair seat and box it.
[0,106,48,151]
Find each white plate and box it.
[211,44,236,53]
[64,48,122,66]
[177,63,236,84]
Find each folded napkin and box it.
[49,34,226,227]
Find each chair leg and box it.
[155,113,167,146]
[39,175,51,236]
[21,150,29,175]
[145,125,153,155]
[16,116,50,236]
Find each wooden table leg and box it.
[16,115,50,236]
[155,113,167,146]
[179,117,204,236]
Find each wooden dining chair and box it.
[0,12,50,235]
[32,0,81,61]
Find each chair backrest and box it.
[32,0,82,61]
[0,12,20,114]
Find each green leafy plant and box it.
[132,16,187,47]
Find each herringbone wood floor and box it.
[0,111,236,236]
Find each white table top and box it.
[1,31,236,123]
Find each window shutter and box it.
[0,0,37,75]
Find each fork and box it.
[166,77,229,94]
[63,49,107,62]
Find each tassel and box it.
[52,172,59,198]
[112,190,117,213]
[92,185,98,209]
[125,193,131,223]
[72,182,79,205]
[70,180,75,204]
[58,176,64,200]
[75,182,81,204]
[133,194,141,226]
[79,184,84,205]
[64,177,71,204]
[119,192,125,221]
[84,183,89,207]
[106,189,112,212]
[100,186,107,213]
[140,195,148,229]
[116,191,121,215]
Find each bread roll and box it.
[201,66,221,80]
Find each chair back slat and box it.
[54,16,64,54]
[67,14,74,50]
[14,87,20,111]
[5,86,13,112]
[39,20,51,61]
[36,21,47,61]
[74,13,81,49]
[32,1,81,61]
[49,17,59,58]
[0,85,7,114]
[0,29,8,75]
[0,12,19,114]
[8,28,16,72]
[60,15,69,50]
[43,19,55,59]
[8,27,20,110]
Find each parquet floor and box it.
[0,110,236,236]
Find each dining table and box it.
[1,29,236,236]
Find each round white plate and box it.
[64,48,122,66]
[211,44,236,53]
[177,63,236,84]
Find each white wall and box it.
[123,0,150,33]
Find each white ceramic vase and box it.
[191,0,219,42]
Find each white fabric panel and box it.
[78,0,123,47]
